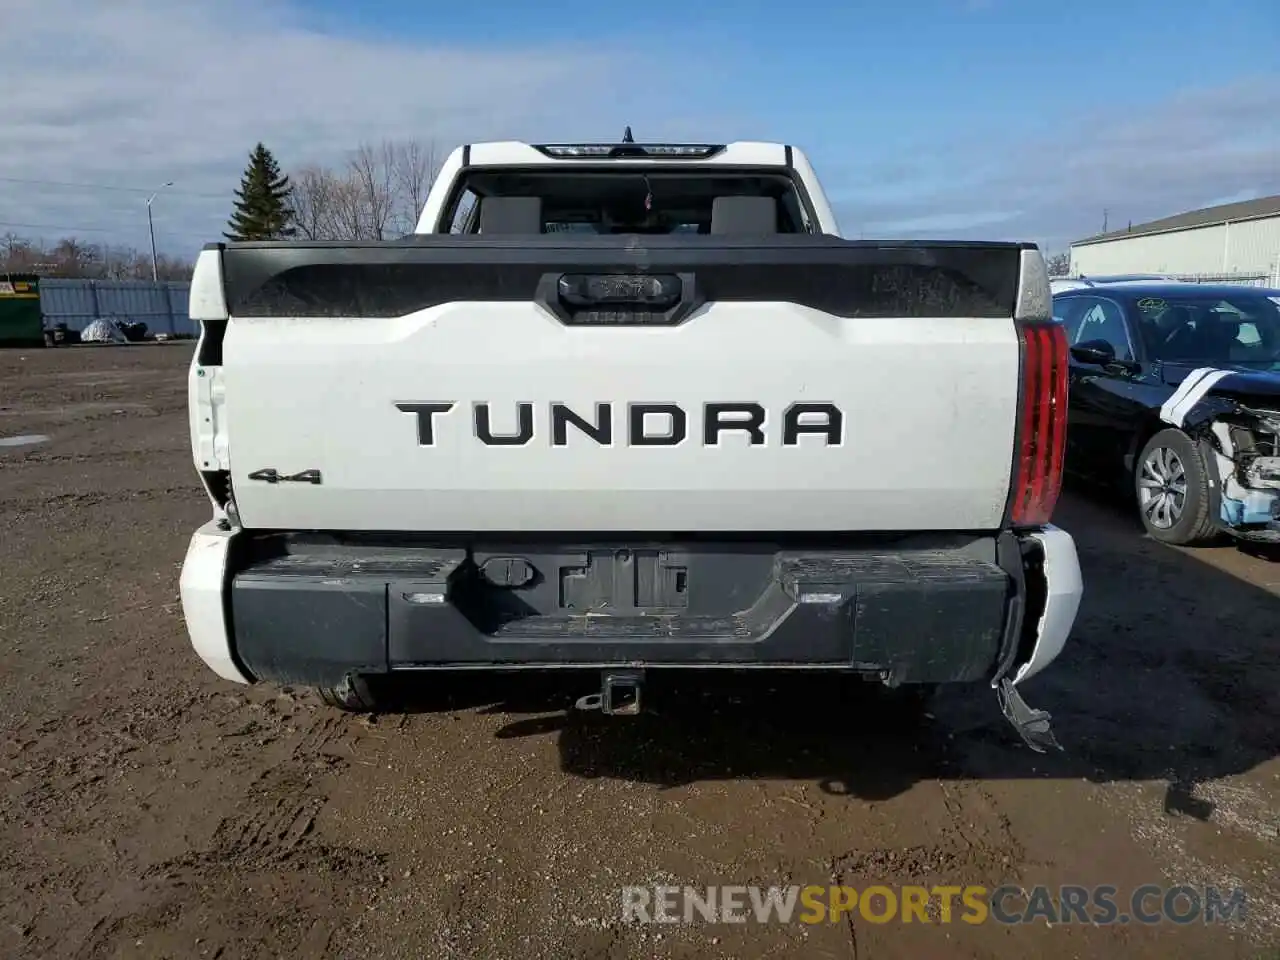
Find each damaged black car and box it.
[1052,281,1280,546]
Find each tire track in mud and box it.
[155,710,381,872]
[74,711,389,960]
[10,446,191,467]
[0,486,199,516]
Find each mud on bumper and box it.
[179,525,1082,697]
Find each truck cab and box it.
[414,139,841,236]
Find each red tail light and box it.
[1011,322,1069,527]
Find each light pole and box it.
[147,181,174,281]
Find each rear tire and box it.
[317,674,382,712]
[1134,428,1219,546]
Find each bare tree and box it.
[1045,252,1071,277]
[288,162,363,240]
[286,139,444,241]
[49,238,101,278]
[99,243,134,280]
[390,139,438,234]
[348,142,397,239]
[329,171,373,240]
[151,253,193,281]
[289,165,343,241]
[1,232,37,271]
[0,233,193,280]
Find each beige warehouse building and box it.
[1068,195,1280,286]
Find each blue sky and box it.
[2,0,1278,259]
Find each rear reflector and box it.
[1012,322,1069,527]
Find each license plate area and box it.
[453,544,779,636]
[558,549,688,612]
[473,548,691,614]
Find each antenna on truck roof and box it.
[621,126,634,143]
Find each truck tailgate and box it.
[195,237,1035,533]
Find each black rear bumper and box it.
[225,533,1038,691]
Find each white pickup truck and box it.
[179,134,1083,751]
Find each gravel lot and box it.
[1,344,1277,960]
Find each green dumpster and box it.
[0,275,43,347]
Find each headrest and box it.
[1204,315,1241,344]
[478,196,543,234]
[710,196,778,235]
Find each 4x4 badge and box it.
[246,468,323,485]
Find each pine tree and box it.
[225,143,296,241]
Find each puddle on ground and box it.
[0,434,50,448]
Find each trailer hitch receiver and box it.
[575,669,644,716]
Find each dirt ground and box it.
[0,344,1277,960]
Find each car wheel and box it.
[317,673,383,713]
[1134,428,1219,546]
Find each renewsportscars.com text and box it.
[621,884,1247,926]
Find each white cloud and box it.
[0,0,735,256]
[828,75,1280,252]
[3,0,1277,262]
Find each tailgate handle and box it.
[537,272,702,326]
[558,274,681,308]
